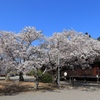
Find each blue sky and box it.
[0,0,100,39]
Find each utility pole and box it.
[57,41,60,88]
[57,53,60,87]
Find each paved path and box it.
[0,88,100,100]
[0,75,35,81]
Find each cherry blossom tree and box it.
[0,31,18,80]
[15,26,45,81]
[0,26,44,82]
[46,30,100,68]
[40,30,100,86]
[1,26,100,88]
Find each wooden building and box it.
[60,61,100,81]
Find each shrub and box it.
[27,69,53,83]
[39,73,53,83]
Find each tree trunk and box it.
[19,72,24,81]
[5,73,10,81]
[69,76,72,86]
[71,77,74,86]
[34,68,40,90]
[35,76,39,90]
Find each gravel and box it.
[0,87,100,100]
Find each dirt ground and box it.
[0,80,58,95]
[1,80,100,100]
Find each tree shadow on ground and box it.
[0,83,32,96]
[67,81,100,92]
[0,82,62,96]
[37,84,65,93]
[1,81,99,96]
